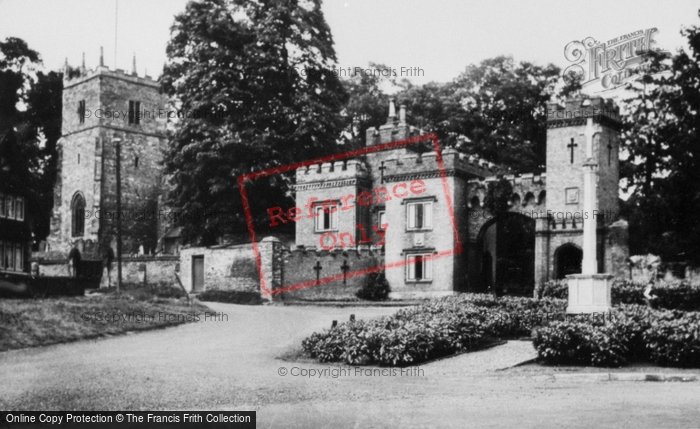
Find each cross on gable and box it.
[378,161,387,184]
[340,260,350,285]
[567,138,578,164]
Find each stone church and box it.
[36,55,173,278]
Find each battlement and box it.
[63,55,158,89]
[295,159,370,183]
[286,244,383,257]
[547,96,621,126]
[379,146,499,180]
[466,172,547,188]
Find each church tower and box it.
[46,54,167,264]
[535,96,628,283]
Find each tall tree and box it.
[0,38,62,244]
[448,56,560,173]
[161,0,348,245]
[619,16,700,263]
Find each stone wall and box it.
[179,243,262,293]
[280,247,382,300]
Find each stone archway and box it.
[476,213,536,296]
[554,244,582,279]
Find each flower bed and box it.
[533,305,700,367]
[302,294,566,366]
[303,293,700,368]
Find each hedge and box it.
[539,279,700,312]
[534,305,700,367]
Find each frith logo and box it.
[563,28,668,90]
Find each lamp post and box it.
[114,136,122,294]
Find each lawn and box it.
[0,283,210,352]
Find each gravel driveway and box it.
[1,303,699,428]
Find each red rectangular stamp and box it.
[238,133,462,297]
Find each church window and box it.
[314,203,338,231]
[78,100,85,124]
[134,156,139,169]
[407,201,432,230]
[406,253,432,281]
[128,100,141,125]
[71,193,86,237]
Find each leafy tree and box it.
[448,56,560,173]
[339,62,396,148]
[161,0,348,245]
[0,38,62,244]
[619,16,700,263]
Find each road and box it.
[1,303,699,428]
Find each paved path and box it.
[1,303,699,428]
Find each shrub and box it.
[533,317,630,367]
[197,289,262,305]
[355,272,390,301]
[644,312,700,367]
[536,280,569,299]
[613,280,700,311]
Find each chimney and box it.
[99,46,104,67]
[132,53,137,75]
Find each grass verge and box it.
[0,284,209,352]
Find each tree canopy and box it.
[161,0,348,245]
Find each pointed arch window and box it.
[71,193,86,237]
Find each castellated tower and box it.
[536,96,628,283]
[46,55,167,263]
[293,160,372,250]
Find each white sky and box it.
[0,0,697,93]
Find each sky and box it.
[0,0,698,95]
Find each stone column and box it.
[567,118,613,313]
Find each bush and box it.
[536,280,568,299]
[302,294,567,366]
[613,280,700,311]
[355,272,390,301]
[197,289,262,305]
[533,317,630,367]
[644,312,700,367]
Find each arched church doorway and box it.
[555,244,582,279]
[476,213,535,296]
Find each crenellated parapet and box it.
[294,159,371,191]
[380,147,500,182]
[547,96,622,130]
[465,172,547,209]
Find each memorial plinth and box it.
[566,273,613,313]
